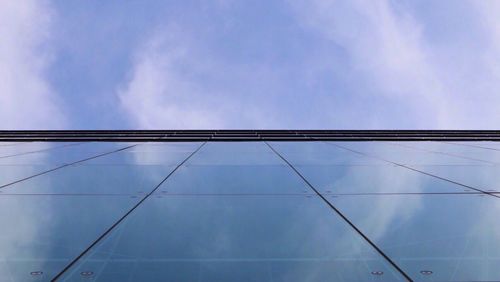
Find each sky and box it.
[1,0,500,129]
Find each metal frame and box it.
[1,130,500,141]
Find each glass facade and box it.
[0,140,499,281]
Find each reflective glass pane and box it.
[83,143,201,165]
[328,194,500,281]
[0,142,134,165]
[0,143,198,194]
[293,165,474,194]
[3,139,498,282]
[389,142,499,164]
[128,142,200,152]
[0,165,55,187]
[0,142,79,158]
[0,195,139,281]
[0,142,133,187]
[410,165,500,192]
[0,165,176,195]
[59,195,406,282]
[186,142,282,165]
[334,142,486,165]
[270,142,386,165]
[155,165,310,195]
[449,142,500,150]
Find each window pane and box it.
[0,195,139,280]
[59,195,406,282]
[291,165,475,194]
[410,165,500,192]
[270,142,385,165]
[328,194,500,281]
[155,165,310,195]
[334,142,486,165]
[0,165,176,195]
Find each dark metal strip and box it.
[1,130,500,142]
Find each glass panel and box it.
[387,142,499,164]
[293,165,475,194]
[0,142,78,158]
[83,143,201,165]
[450,142,500,150]
[0,142,134,165]
[328,194,500,281]
[0,143,137,187]
[0,142,28,147]
[0,165,176,195]
[410,165,500,192]
[155,165,310,195]
[59,195,406,281]
[0,194,139,281]
[81,152,195,165]
[0,165,55,187]
[186,142,282,165]
[0,143,198,194]
[270,142,386,165]
[128,142,200,153]
[334,142,486,165]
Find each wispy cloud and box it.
[118,27,230,129]
[290,0,500,129]
[0,1,65,129]
[109,1,500,129]
[118,25,273,129]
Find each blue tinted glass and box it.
[0,165,176,195]
[83,143,201,165]
[334,142,486,165]
[328,194,500,281]
[410,165,500,192]
[390,142,499,164]
[59,195,406,282]
[291,165,475,194]
[155,165,311,194]
[0,165,55,187]
[0,142,78,158]
[447,141,500,150]
[128,142,200,152]
[0,142,134,165]
[0,195,139,281]
[0,143,198,194]
[4,140,500,282]
[0,143,137,187]
[270,142,386,165]
[186,142,283,165]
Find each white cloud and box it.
[118,25,290,129]
[474,1,500,78]
[291,0,500,129]
[0,1,65,129]
[118,28,230,129]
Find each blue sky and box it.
[2,0,500,129]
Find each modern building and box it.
[0,130,499,281]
